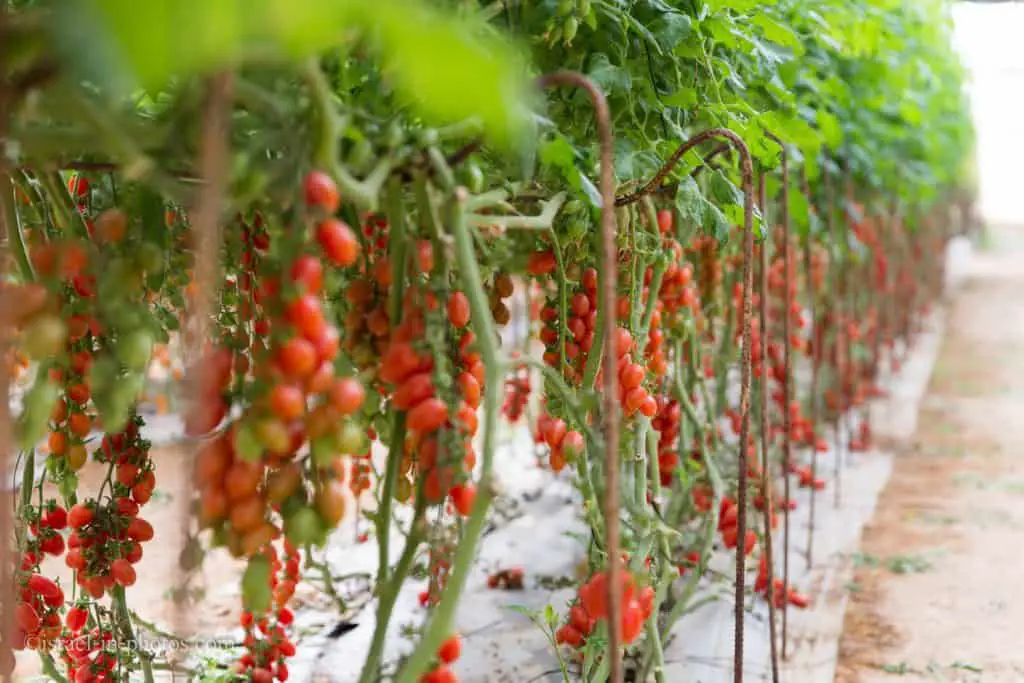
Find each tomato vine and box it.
[0,0,972,682]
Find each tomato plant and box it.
[0,0,972,682]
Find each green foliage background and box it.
[6,0,972,233]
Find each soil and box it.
[835,224,1024,683]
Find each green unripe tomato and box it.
[136,242,164,274]
[280,493,307,520]
[310,436,338,468]
[116,329,153,371]
[234,422,263,463]
[563,17,579,42]
[21,315,66,359]
[97,373,143,433]
[460,162,484,194]
[564,199,584,214]
[337,420,366,456]
[106,257,143,292]
[284,507,323,547]
[395,476,413,503]
[234,169,269,203]
[241,555,273,614]
[88,354,118,395]
[17,377,58,450]
[566,219,588,242]
[210,526,230,549]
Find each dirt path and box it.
[836,224,1024,683]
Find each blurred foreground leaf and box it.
[48,0,530,147]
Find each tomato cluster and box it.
[383,295,482,513]
[718,496,757,556]
[656,212,700,325]
[419,531,456,609]
[64,421,154,597]
[487,272,515,326]
[418,634,462,683]
[754,554,809,610]
[536,412,584,473]
[14,564,65,652]
[555,568,653,650]
[538,265,598,381]
[651,395,682,487]
[500,357,530,423]
[236,541,300,682]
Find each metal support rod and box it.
[536,71,621,683]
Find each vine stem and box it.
[113,587,154,683]
[391,189,502,683]
[355,505,425,683]
[764,131,792,661]
[755,171,780,683]
[0,174,34,282]
[802,163,821,573]
[171,70,234,661]
[534,70,622,683]
[376,178,409,587]
[825,164,844,511]
[302,60,390,211]
[0,30,20,678]
[37,171,90,240]
[627,127,754,682]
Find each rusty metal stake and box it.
[536,71,621,683]
[619,127,755,683]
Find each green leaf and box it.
[623,12,663,55]
[816,111,843,149]
[675,176,705,228]
[539,134,601,208]
[705,0,767,12]
[587,53,632,97]
[50,0,531,148]
[357,1,531,148]
[700,195,730,240]
[653,13,693,50]
[709,170,742,207]
[788,185,810,232]
[539,135,577,171]
[758,111,820,151]
[578,174,603,209]
[751,14,804,55]
[663,88,698,109]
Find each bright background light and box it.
[952,2,1024,226]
